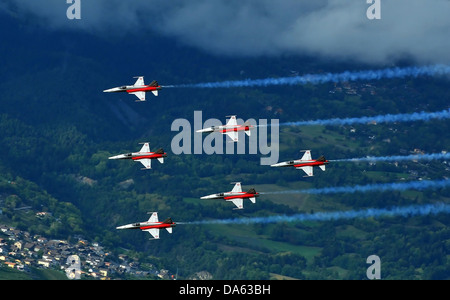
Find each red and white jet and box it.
[108,142,166,170]
[116,212,175,240]
[271,150,329,177]
[196,115,254,142]
[103,76,162,101]
[200,182,259,209]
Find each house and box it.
[23,242,35,251]
[0,225,9,233]
[35,236,48,244]
[37,260,50,268]
[24,258,34,266]
[99,269,108,277]
[158,269,169,279]
[13,241,22,251]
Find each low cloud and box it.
[3,0,450,65]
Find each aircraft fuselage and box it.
[103,85,162,94]
[220,125,253,133]
[109,152,167,161]
[116,221,176,231]
[197,124,254,133]
[271,159,329,168]
[294,160,329,168]
[117,222,176,230]
[201,191,259,200]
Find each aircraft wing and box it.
[226,131,238,142]
[139,143,150,153]
[231,182,242,193]
[138,158,152,169]
[300,150,312,161]
[144,228,160,239]
[134,76,145,86]
[296,166,313,177]
[225,116,237,127]
[226,198,244,209]
[130,91,146,101]
[148,212,159,223]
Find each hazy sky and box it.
[3,0,450,65]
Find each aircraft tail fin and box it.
[157,157,164,164]
[162,217,173,224]
[249,197,256,203]
[152,90,158,96]
[166,227,173,234]
[316,155,327,162]
[246,188,257,194]
[149,80,159,87]
[155,148,165,154]
[319,165,326,171]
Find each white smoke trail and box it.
[263,179,449,195]
[330,152,450,163]
[172,64,450,88]
[278,109,450,127]
[187,202,450,225]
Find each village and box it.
[0,222,175,280]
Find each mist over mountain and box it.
[3,0,450,65]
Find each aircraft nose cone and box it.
[103,87,120,93]
[196,128,214,133]
[109,154,125,160]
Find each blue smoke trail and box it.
[331,152,450,163]
[263,179,450,195]
[172,64,450,89]
[278,108,450,127]
[187,202,450,225]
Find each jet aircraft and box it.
[271,150,329,177]
[108,142,166,170]
[116,212,175,240]
[196,115,254,142]
[103,76,161,101]
[200,182,259,209]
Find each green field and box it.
[0,266,67,280]
[206,223,321,263]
